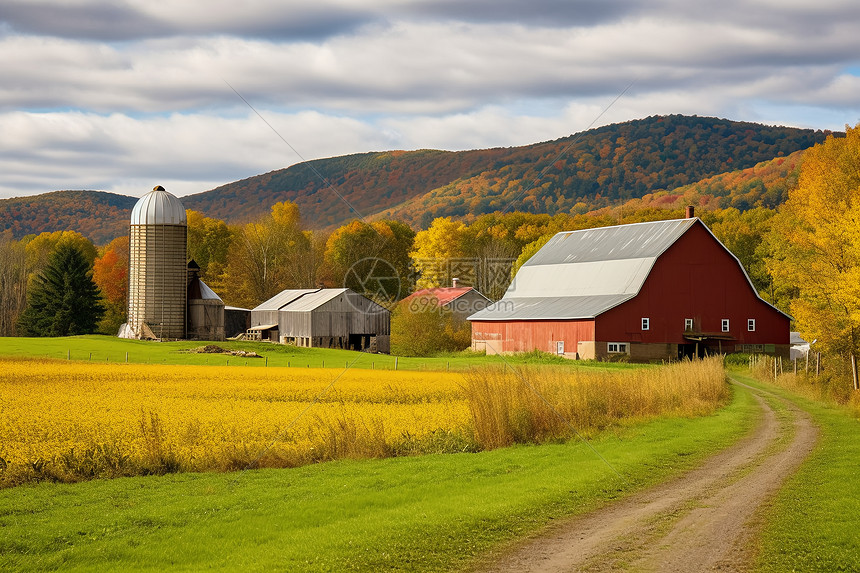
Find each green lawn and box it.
[0,383,757,572]
[0,335,642,372]
[732,371,860,572]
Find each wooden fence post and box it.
[853,354,859,391]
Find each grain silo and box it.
[126,185,188,339]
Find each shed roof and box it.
[279,288,348,312]
[790,332,809,346]
[402,286,489,307]
[254,289,320,311]
[471,295,634,320]
[249,324,278,331]
[197,280,222,302]
[253,288,359,313]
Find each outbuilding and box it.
[400,280,491,320]
[468,214,790,361]
[250,288,390,353]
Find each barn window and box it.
[748,319,755,332]
[722,319,730,332]
[641,317,650,331]
[684,318,693,331]
[608,342,628,353]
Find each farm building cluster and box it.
[118,187,789,360]
[118,186,390,349]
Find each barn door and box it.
[556,341,565,355]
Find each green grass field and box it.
[0,335,642,372]
[0,382,758,572]
[733,371,860,572]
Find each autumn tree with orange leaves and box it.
[92,236,129,333]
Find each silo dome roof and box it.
[130,185,187,225]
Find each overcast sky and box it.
[2,0,859,200]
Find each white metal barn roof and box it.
[130,185,187,226]
[253,288,352,312]
[279,289,349,312]
[471,218,704,321]
[254,289,320,311]
[471,217,789,321]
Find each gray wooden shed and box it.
[250,288,390,353]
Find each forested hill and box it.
[0,190,136,244]
[376,115,830,226]
[0,115,833,242]
[184,115,831,227]
[181,148,511,227]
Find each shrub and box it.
[390,300,471,356]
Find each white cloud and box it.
[1,1,859,199]
[0,110,394,198]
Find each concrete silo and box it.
[126,185,188,339]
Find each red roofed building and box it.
[402,283,491,319]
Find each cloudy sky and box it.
[2,0,859,200]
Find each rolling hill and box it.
[0,115,834,243]
[0,190,137,245]
[594,148,808,216]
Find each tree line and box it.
[1,124,859,370]
[0,199,781,349]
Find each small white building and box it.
[790,332,811,361]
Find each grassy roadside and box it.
[0,383,758,572]
[730,370,860,572]
[0,335,642,372]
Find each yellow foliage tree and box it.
[767,124,860,358]
[324,219,414,301]
[219,202,314,308]
[24,230,97,281]
[410,217,469,289]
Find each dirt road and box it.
[478,379,818,572]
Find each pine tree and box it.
[17,244,105,336]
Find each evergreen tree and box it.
[17,244,105,336]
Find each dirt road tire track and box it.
[477,379,819,573]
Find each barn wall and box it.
[311,310,351,337]
[448,291,490,320]
[597,222,790,357]
[187,299,225,341]
[471,320,595,356]
[279,311,312,337]
[251,309,280,329]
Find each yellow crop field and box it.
[0,356,728,487]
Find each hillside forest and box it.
[2,120,860,384]
[0,115,831,242]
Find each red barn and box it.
[468,216,790,361]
